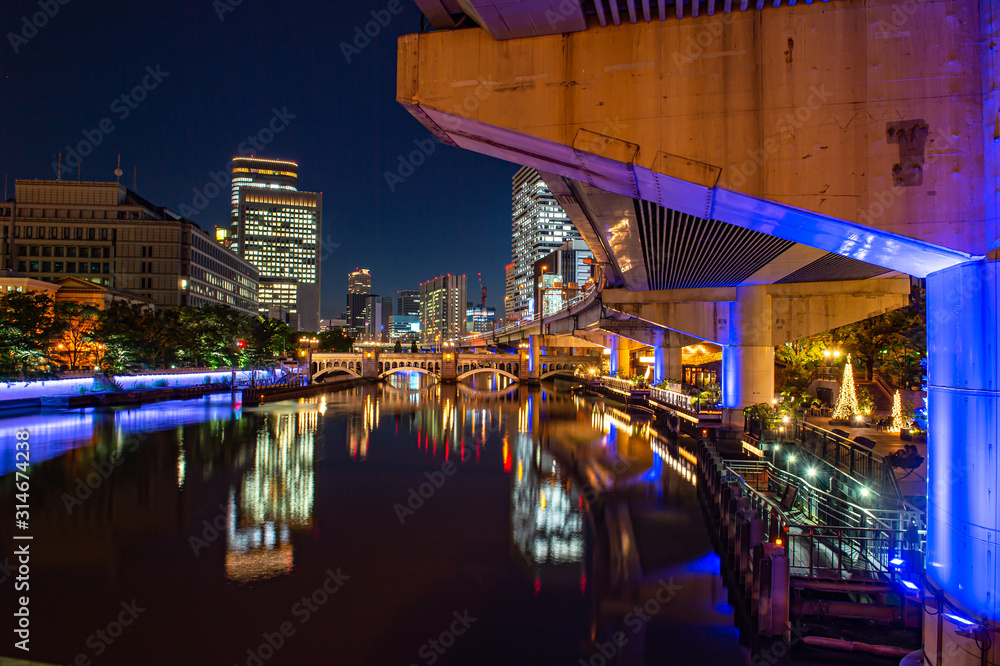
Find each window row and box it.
[7,226,111,240]
[18,261,110,274]
[18,246,110,258]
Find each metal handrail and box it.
[723,463,923,578]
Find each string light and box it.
[832,354,860,420]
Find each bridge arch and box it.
[314,367,361,381]
[379,366,439,379]
[456,367,520,383]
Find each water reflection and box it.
[226,411,316,583]
[0,370,742,665]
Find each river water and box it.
[1,375,746,665]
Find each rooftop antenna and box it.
[114,154,123,185]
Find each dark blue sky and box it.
[1,0,515,316]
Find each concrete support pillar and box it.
[923,261,1000,666]
[610,335,630,377]
[361,349,379,379]
[520,335,539,383]
[722,285,774,428]
[440,349,457,382]
[653,331,684,385]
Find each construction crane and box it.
[477,273,487,307]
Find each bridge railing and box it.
[648,386,722,420]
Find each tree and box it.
[394,340,402,353]
[0,290,64,380]
[90,301,155,375]
[832,354,860,419]
[243,317,297,368]
[318,329,354,353]
[411,340,418,354]
[774,331,832,401]
[54,302,100,370]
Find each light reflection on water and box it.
[0,370,741,665]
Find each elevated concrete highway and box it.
[399,2,1000,662]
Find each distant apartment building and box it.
[509,167,581,320]
[533,238,594,316]
[504,262,516,322]
[419,274,467,345]
[0,179,259,317]
[466,303,496,333]
[390,314,420,342]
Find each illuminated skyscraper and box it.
[346,269,372,339]
[419,274,467,345]
[230,158,322,332]
[510,167,581,320]
[349,268,371,295]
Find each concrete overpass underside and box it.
[399,2,1000,662]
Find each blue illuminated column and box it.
[925,260,999,662]
[653,332,683,385]
[609,335,630,377]
[527,334,539,381]
[722,285,773,427]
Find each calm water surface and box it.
[1,375,744,665]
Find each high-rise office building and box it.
[345,293,367,339]
[397,289,419,316]
[510,166,581,320]
[345,269,372,339]
[419,274,467,345]
[0,180,259,317]
[229,158,321,332]
[365,296,393,342]
[349,268,371,295]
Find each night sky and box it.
[1,0,515,317]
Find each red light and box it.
[237,340,245,348]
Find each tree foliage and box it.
[0,291,65,380]
[318,329,354,353]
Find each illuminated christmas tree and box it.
[888,390,905,433]
[832,354,860,420]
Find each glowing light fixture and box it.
[944,613,978,628]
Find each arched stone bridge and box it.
[311,351,591,384]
